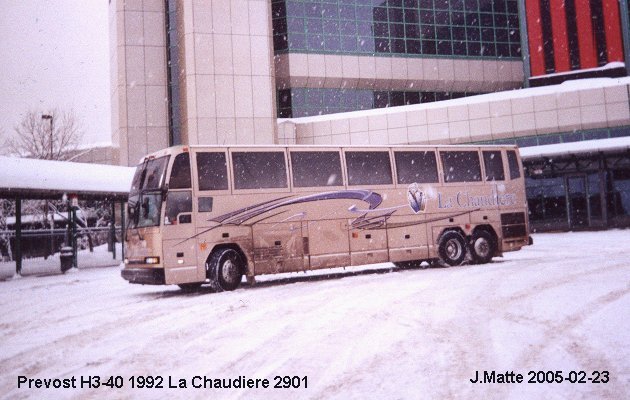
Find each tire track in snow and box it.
[505,285,630,399]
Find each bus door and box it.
[252,221,304,273]
[162,153,201,283]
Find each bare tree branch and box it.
[6,109,84,160]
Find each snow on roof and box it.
[0,156,135,199]
[520,137,630,159]
[529,61,625,79]
[282,76,630,124]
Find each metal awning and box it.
[0,156,134,276]
[0,156,134,200]
[520,137,630,160]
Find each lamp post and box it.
[41,114,54,256]
[41,114,53,159]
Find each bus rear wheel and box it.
[470,230,495,264]
[438,231,467,266]
[207,248,243,292]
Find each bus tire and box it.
[207,248,243,292]
[470,230,495,264]
[438,231,467,266]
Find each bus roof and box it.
[138,143,518,164]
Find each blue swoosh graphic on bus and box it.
[179,189,477,245]
[209,190,382,227]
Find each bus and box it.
[122,145,531,291]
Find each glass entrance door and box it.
[567,175,589,228]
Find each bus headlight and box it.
[144,256,160,264]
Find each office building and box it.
[110,0,630,230]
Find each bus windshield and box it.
[127,156,169,229]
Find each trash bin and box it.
[60,246,74,273]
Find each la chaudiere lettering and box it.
[438,191,516,209]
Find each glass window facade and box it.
[166,0,182,145]
[609,169,630,219]
[524,152,630,231]
[278,87,481,117]
[526,176,567,222]
[475,126,630,147]
[272,0,521,59]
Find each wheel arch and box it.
[472,224,498,244]
[208,243,251,275]
[437,227,467,243]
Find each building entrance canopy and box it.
[0,156,134,276]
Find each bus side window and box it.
[291,151,342,187]
[394,151,439,184]
[169,153,191,189]
[165,191,192,224]
[198,197,213,212]
[345,151,393,186]
[440,151,482,183]
[507,150,521,180]
[482,150,505,181]
[197,152,228,190]
[233,152,288,190]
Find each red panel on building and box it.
[526,0,546,76]
[574,0,598,68]
[550,0,570,72]
[602,0,624,62]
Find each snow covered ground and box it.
[0,243,122,280]
[0,231,628,399]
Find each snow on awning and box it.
[0,156,135,200]
[520,137,630,160]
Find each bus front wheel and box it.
[207,248,243,292]
[438,231,467,266]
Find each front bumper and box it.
[121,268,165,285]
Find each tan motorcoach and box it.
[122,145,531,291]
